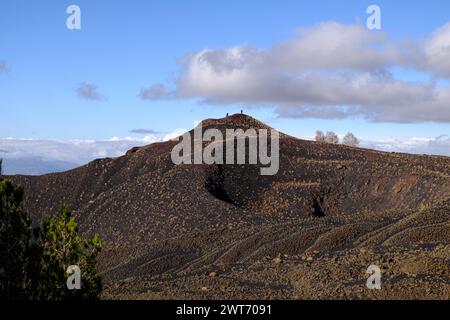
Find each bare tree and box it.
[325,131,339,144]
[315,130,325,143]
[343,132,360,147]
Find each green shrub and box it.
[0,170,103,300]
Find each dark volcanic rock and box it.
[8,114,450,299]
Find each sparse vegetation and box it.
[315,130,326,143]
[315,131,360,147]
[343,132,360,147]
[31,206,103,300]
[325,131,339,144]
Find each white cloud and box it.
[143,21,450,123]
[361,135,450,156]
[424,22,450,77]
[270,22,402,71]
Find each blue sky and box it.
[1,0,449,174]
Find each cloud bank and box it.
[0,136,159,165]
[361,135,450,157]
[0,128,187,174]
[141,22,450,123]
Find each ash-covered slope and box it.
[9,114,450,299]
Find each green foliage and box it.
[0,179,32,299]
[0,158,3,175]
[33,206,103,299]
[0,175,103,300]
